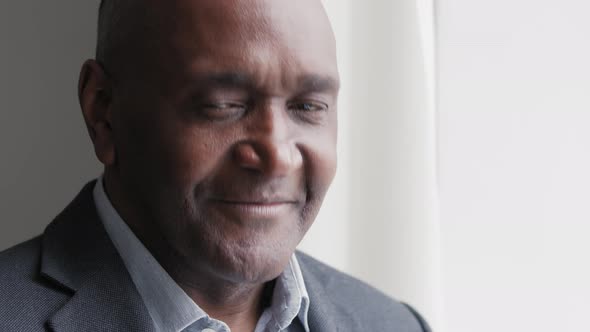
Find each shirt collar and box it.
[93,177,310,332]
[272,256,310,332]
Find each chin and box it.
[204,230,302,284]
[168,192,315,284]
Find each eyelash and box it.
[196,100,329,123]
[201,101,327,112]
[199,102,247,120]
[202,102,246,110]
[288,101,329,112]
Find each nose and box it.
[233,105,303,177]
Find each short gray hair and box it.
[96,0,144,70]
[96,0,119,65]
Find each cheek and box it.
[301,129,338,207]
[312,122,338,181]
[156,124,235,191]
[316,146,337,189]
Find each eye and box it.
[287,100,330,124]
[288,101,328,112]
[200,102,247,120]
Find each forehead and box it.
[145,0,338,89]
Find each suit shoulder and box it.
[296,251,431,331]
[0,237,70,331]
[0,236,43,278]
[296,251,399,305]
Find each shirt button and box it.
[201,329,217,332]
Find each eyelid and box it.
[195,100,248,122]
[287,100,329,111]
[202,101,247,109]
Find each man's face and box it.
[108,0,339,284]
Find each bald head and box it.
[95,0,336,79]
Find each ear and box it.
[78,59,116,166]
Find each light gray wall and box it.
[0,2,101,250]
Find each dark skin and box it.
[79,0,339,331]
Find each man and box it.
[0,1,431,331]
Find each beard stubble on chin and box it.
[153,186,311,285]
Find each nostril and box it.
[233,140,303,176]
[267,142,303,176]
[234,142,262,170]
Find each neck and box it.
[153,245,272,332]
[137,225,270,332]
[179,277,270,332]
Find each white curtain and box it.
[299,0,441,330]
[438,1,590,331]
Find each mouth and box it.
[210,199,298,220]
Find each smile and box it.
[210,199,297,219]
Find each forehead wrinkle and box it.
[185,45,337,98]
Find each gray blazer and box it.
[0,182,431,332]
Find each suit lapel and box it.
[297,253,343,332]
[46,256,155,332]
[40,181,155,332]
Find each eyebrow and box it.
[297,74,340,94]
[197,72,255,89]
[191,72,340,94]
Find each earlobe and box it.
[78,59,116,166]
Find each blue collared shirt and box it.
[93,177,310,332]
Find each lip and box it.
[210,199,297,219]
